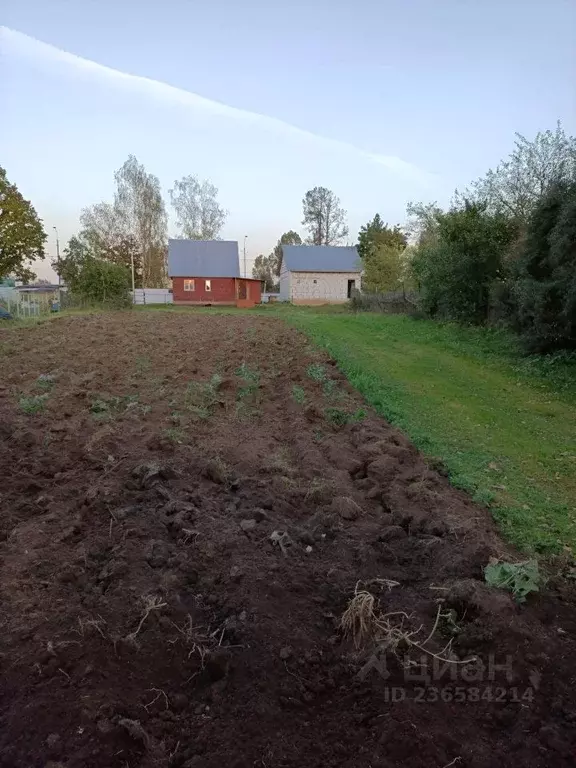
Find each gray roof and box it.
[281,245,361,273]
[168,239,240,278]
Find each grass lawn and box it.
[282,309,576,555]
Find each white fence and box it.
[132,289,173,305]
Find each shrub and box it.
[512,182,576,352]
[412,202,517,324]
[70,257,131,307]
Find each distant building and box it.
[168,239,262,307]
[279,245,362,304]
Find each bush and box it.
[70,258,131,308]
[512,182,576,352]
[412,202,517,324]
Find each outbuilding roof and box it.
[168,239,241,278]
[281,245,361,273]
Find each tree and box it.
[405,201,442,247]
[72,259,131,307]
[271,230,302,275]
[411,201,518,323]
[252,254,278,292]
[462,123,576,222]
[169,175,227,240]
[80,202,143,287]
[53,234,93,287]
[302,187,348,245]
[512,182,576,352]
[357,214,407,261]
[0,166,46,281]
[362,245,404,293]
[114,155,168,287]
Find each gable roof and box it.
[168,239,241,278]
[281,245,361,273]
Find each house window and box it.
[205,279,212,292]
[313,279,317,284]
[184,279,195,292]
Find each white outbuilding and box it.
[279,245,362,305]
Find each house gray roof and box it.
[281,245,361,273]
[168,239,240,278]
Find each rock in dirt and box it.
[132,462,175,489]
[162,500,196,517]
[239,519,257,532]
[230,565,244,581]
[253,508,269,522]
[203,460,229,484]
[145,540,171,568]
[379,525,408,542]
[279,646,293,660]
[330,496,363,521]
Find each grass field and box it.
[283,309,576,555]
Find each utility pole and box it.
[243,235,248,278]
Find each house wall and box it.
[172,277,236,304]
[279,258,291,301]
[289,272,361,304]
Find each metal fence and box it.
[132,289,173,305]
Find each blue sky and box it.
[2,0,575,279]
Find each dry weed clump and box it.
[341,582,476,665]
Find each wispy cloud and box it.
[1,26,432,184]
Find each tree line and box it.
[0,155,230,304]
[1,121,574,352]
[406,122,576,353]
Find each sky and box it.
[1,0,575,280]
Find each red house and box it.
[168,239,262,307]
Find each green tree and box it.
[462,123,576,222]
[357,214,406,261]
[302,187,348,245]
[53,234,93,287]
[169,175,227,240]
[252,254,278,292]
[362,244,404,293]
[512,182,576,351]
[72,257,131,306]
[79,203,143,287]
[272,230,302,275]
[114,155,168,287]
[0,166,46,281]
[412,201,517,323]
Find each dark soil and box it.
[1,311,576,768]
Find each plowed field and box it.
[1,311,575,768]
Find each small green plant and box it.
[184,373,223,419]
[307,363,327,382]
[19,394,49,414]
[36,374,56,391]
[292,385,306,405]
[484,559,543,603]
[89,393,143,420]
[236,363,261,417]
[325,407,366,427]
[163,427,185,444]
[322,378,344,400]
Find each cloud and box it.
[1,26,433,184]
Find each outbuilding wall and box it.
[289,271,361,304]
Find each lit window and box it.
[184,279,195,292]
[205,279,212,292]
